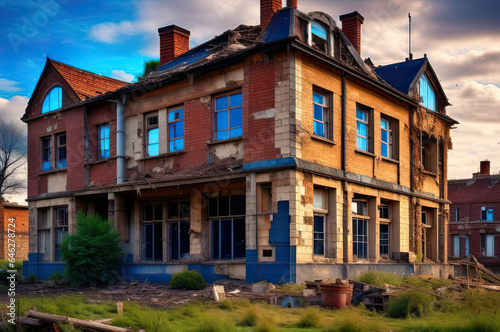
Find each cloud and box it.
[111,69,135,83]
[0,95,29,123]
[0,78,22,93]
[89,21,137,43]
[446,81,500,123]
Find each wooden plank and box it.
[27,311,129,332]
[19,317,44,327]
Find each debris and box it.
[228,289,241,294]
[252,281,272,293]
[117,302,123,316]
[281,296,301,308]
[213,285,226,302]
[303,289,316,297]
[25,310,129,332]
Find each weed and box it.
[193,316,236,332]
[238,306,262,326]
[469,313,500,332]
[296,307,322,328]
[26,274,37,284]
[255,320,278,332]
[0,260,23,272]
[355,271,403,288]
[387,290,436,318]
[277,283,306,294]
[58,322,83,332]
[218,299,233,310]
[169,270,206,290]
[181,305,201,318]
[49,271,65,285]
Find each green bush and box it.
[387,290,436,318]
[218,299,233,310]
[49,271,65,285]
[61,213,121,287]
[277,282,307,294]
[26,274,38,284]
[355,271,403,288]
[238,306,262,326]
[169,270,206,290]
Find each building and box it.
[448,161,500,271]
[0,200,29,261]
[22,0,457,283]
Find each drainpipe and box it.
[116,95,126,184]
[84,105,90,187]
[341,70,347,172]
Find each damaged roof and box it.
[375,58,427,94]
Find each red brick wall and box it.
[1,206,29,261]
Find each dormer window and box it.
[311,21,328,53]
[42,87,63,113]
[419,73,436,111]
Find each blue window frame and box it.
[146,114,159,156]
[419,73,436,111]
[314,215,325,255]
[215,92,242,141]
[381,118,393,158]
[98,123,110,159]
[481,207,493,221]
[42,137,52,171]
[353,218,368,259]
[56,133,66,169]
[168,201,190,260]
[168,108,184,152]
[42,87,63,113]
[356,107,369,151]
[313,91,329,138]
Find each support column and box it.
[190,190,203,259]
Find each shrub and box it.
[218,299,233,310]
[193,316,236,332]
[296,307,322,328]
[169,270,206,290]
[49,271,65,285]
[277,282,307,294]
[355,271,403,288]
[61,213,121,287]
[238,306,262,326]
[26,274,38,284]
[387,290,436,318]
[255,320,277,332]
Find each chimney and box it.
[286,0,298,8]
[158,25,190,66]
[480,160,491,176]
[261,0,282,32]
[339,11,365,55]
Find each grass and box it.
[12,285,500,332]
[277,283,307,294]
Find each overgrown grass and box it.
[277,282,307,294]
[0,260,23,272]
[387,290,436,318]
[296,307,322,328]
[355,271,403,288]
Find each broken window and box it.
[98,123,110,159]
[56,133,66,169]
[42,137,52,171]
[146,113,159,156]
[42,87,62,113]
[209,192,246,260]
[168,201,190,260]
[481,234,495,257]
[215,92,242,141]
[168,107,184,152]
[142,203,163,261]
[421,134,438,173]
[313,89,332,139]
[356,105,372,152]
[54,206,68,262]
[419,73,436,111]
[311,20,328,53]
[422,211,427,225]
[37,208,50,262]
[481,206,493,221]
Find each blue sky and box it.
[1,0,500,202]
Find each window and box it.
[42,137,52,171]
[381,118,393,158]
[419,73,436,111]
[356,107,371,152]
[313,90,331,139]
[142,203,163,261]
[465,235,469,257]
[311,20,328,53]
[98,123,110,159]
[380,224,390,256]
[314,215,325,255]
[481,207,493,221]
[54,207,68,261]
[209,192,246,259]
[379,205,390,220]
[56,133,66,169]
[453,235,460,257]
[455,208,460,222]
[422,134,438,173]
[215,92,242,140]
[352,199,369,259]
[168,108,184,152]
[481,234,495,257]
[422,211,427,225]
[42,87,62,113]
[258,184,273,213]
[146,114,159,156]
[168,201,190,260]
[37,208,50,262]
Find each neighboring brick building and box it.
[449,161,500,271]
[0,200,29,261]
[22,0,457,282]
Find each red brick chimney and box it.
[286,0,298,8]
[339,11,364,55]
[261,0,282,32]
[158,25,190,66]
[480,160,491,175]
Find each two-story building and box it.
[23,0,457,283]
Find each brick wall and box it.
[1,205,29,261]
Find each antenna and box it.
[408,13,413,60]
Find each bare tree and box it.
[0,118,26,198]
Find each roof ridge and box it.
[48,58,129,84]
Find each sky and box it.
[1,0,500,203]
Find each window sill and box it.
[422,169,438,177]
[381,156,400,165]
[138,150,186,161]
[207,137,243,145]
[311,135,336,145]
[38,168,67,176]
[355,149,375,158]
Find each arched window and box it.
[42,87,63,113]
[311,21,328,53]
[419,73,436,111]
